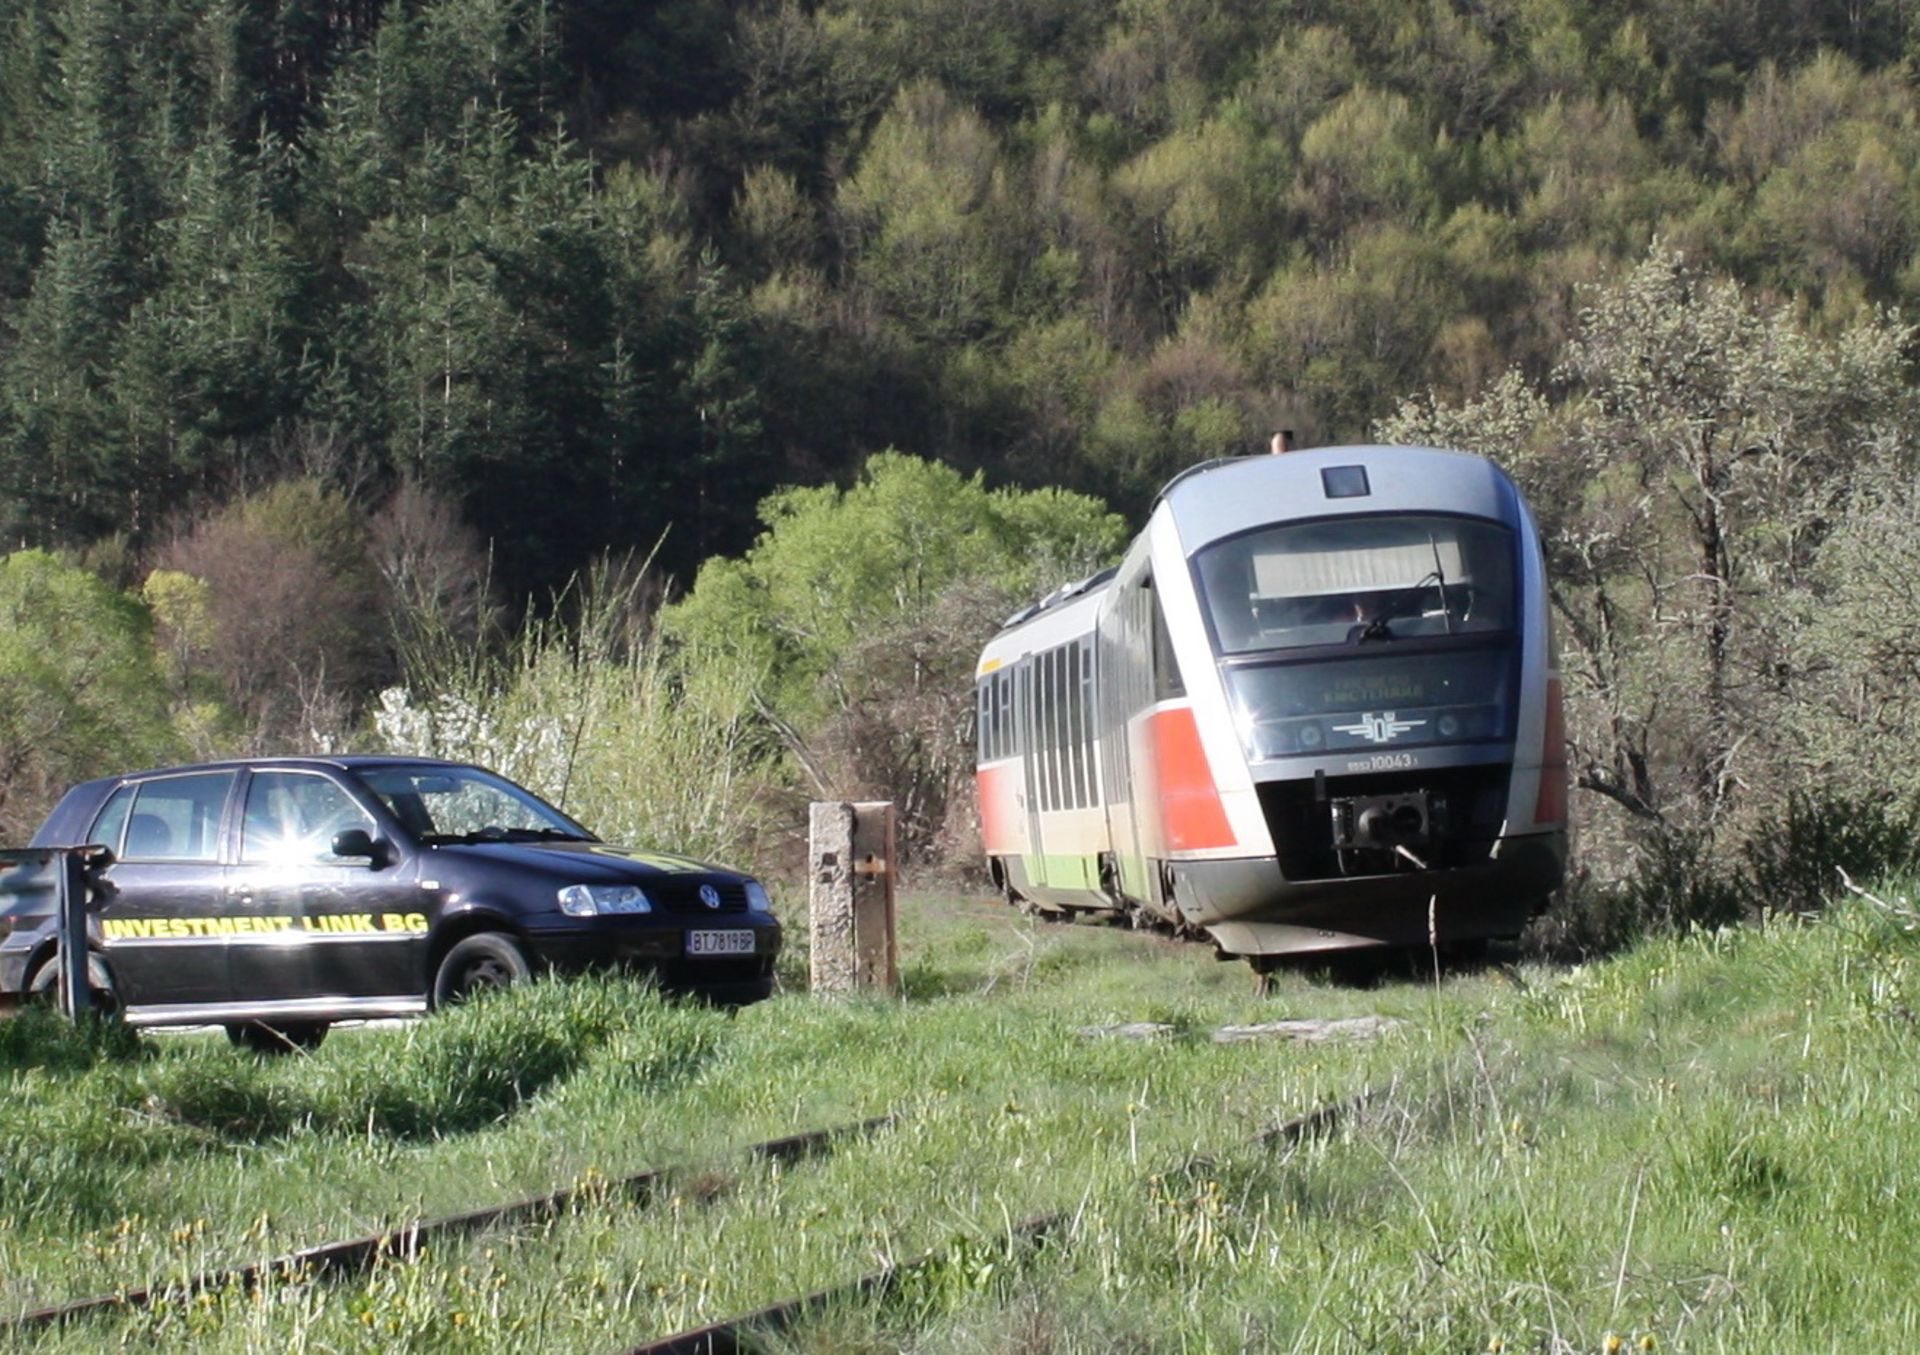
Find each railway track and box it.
[8,1064,1381,1350]
[1,1114,896,1336]
[621,1090,1371,1355]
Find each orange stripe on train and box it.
[976,763,1021,855]
[1147,706,1236,852]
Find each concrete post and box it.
[808,800,898,996]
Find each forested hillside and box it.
[6,0,1920,588]
[5,0,1920,931]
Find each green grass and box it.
[7,889,1920,1350]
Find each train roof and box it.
[980,444,1519,656]
[998,565,1117,630]
[1157,445,1518,551]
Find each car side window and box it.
[241,771,377,865]
[124,772,235,861]
[90,784,136,856]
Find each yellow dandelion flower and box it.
[1605,1334,1624,1354]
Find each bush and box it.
[1528,788,1920,959]
[1741,789,1920,918]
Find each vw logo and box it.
[698,884,723,910]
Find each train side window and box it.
[1080,636,1097,807]
[1150,585,1185,701]
[1032,654,1045,810]
[1022,661,1033,760]
[1052,647,1067,811]
[1035,652,1051,811]
[1064,642,1081,809]
[1075,641,1090,806]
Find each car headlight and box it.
[557,884,653,917]
[745,881,773,913]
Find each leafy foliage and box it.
[666,452,1124,858]
[0,550,180,839]
[378,558,770,866]
[4,0,1920,591]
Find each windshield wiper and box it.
[1355,570,1442,642]
[419,827,585,845]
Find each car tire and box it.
[226,1021,329,1055]
[432,932,532,1008]
[25,951,121,1019]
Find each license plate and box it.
[687,929,756,956]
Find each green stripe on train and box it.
[1023,852,1101,892]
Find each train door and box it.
[1019,655,1047,890]
[1096,603,1142,902]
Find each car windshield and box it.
[353,765,595,845]
[1194,515,1516,656]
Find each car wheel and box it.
[226,1021,329,1055]
[26,952,121,1019]
[432,932,532,1008]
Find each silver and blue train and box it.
[974,445,1568,965]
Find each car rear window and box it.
[120,772,235,861]
[90,784,136,856]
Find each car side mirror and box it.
[331,829,389,866]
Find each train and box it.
[973,444,1567,967]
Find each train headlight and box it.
[1299,723,1323,750]
[1437,714,1460,739]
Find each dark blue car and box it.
[0,757,781,1049]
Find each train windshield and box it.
[1197,515,1519,762]
[1195,515,1515,656]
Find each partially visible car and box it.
[0,757,781,1050]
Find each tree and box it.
[0,549,179,839]
[835,82,1016,349]
[664,451,1126,857]
[1381,243,1917,878]
[1110,108,1289,313]
[154,478,386,748]
[366,477,497,673]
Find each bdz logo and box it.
[698,884,723,909]
[1332,711,1426,744]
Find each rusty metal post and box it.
[57,848,91,1018]
[808,801,898,997]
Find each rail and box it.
[2,1114,897,1335]
[619,1090,1371,1355]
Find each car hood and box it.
[428,841,746,883]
